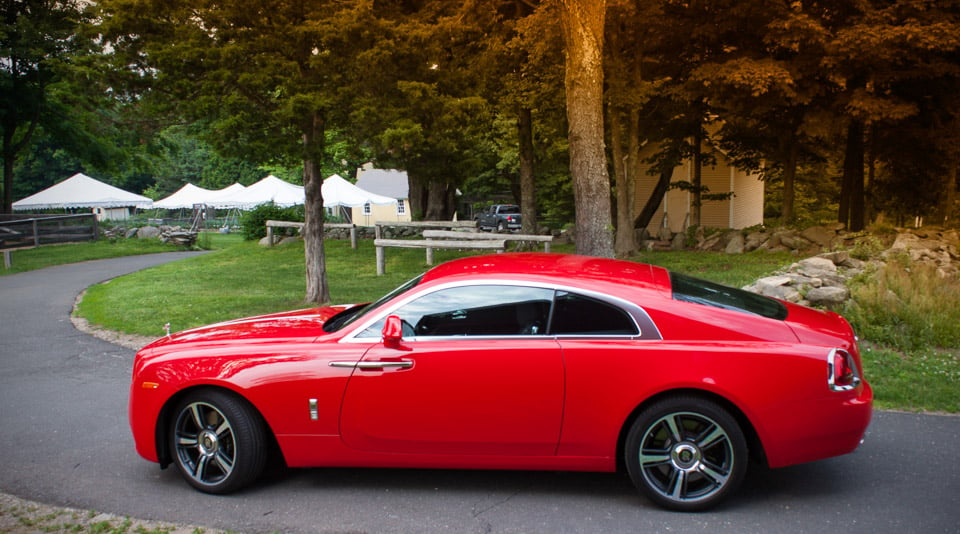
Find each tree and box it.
[1,0,95,213]
[97,0,378,303]
[557,0,613,257]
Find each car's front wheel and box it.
[170,389,267,494]
[625,396,747,511]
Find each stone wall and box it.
[743,227,958,308]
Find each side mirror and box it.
[382,315,404,348]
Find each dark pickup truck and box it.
[476,204,522,232]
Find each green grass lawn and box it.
[12,233,957,413]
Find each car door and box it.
[339,284,564,456]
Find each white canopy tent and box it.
[322,174,397,208]
[13,173,153,211]
[213,175,305,208]
[153,183,247,209]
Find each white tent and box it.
[213,175,305,208]
[322,174,397,207]
[13,173,153,210]
[153,183,247,209]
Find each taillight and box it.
[828,348,861,391]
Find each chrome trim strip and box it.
[329,360,413,369]
[339,278,663,343]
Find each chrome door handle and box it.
[329,360,413,369]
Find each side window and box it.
[550,291,638,336]
[358,285,553,338]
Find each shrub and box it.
[239,204,304,240]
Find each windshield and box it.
[670,272,788,320]
[323,274,424,333]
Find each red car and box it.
[130,253,872,511]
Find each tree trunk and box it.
[840,119,865,231]
[691,131,702,227]
[941,163,958,225]
[782,136,798,222]
[423,181,447,220]
[302,112,329,304]
[634,168,673,233]
[2,128,13,214]
[518,107,537,234]
[610,110,635,256]
[407,173,426,220]
[559,0,613,257]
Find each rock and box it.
[779,234,812,251]
[767,285,802,303]
[801,226,836,248]
[700,233,723,251]
[672,232,686,250]
[137,226,161,239]
[806,286,850,307]
[798,256,838,273]
[279,236,302,245]
[744,231,768,251]
[124,228,139,239]
[724,233,745,254]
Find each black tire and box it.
[170,389,267,494]
[624,396,747,511]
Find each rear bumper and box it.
[764,381,873,468]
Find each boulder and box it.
[806,286,850,307]
[801,225,837,248]
[724,233,745,254]
[137,226,161,239]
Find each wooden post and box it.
[376,244,385,275]
[3,250,11,269]
[32,220,39,248]
[91,214,99,241]
[266,225,274,247]
[350,225,357,249]
[426,243,434,265]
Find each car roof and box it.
[420,253,670,294]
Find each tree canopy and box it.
[5,0,959,279]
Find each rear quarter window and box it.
[670,272,788,320]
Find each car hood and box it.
[140,305,358,351]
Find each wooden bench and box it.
[374,229,554,275]
[374,237,507,275]
[422,230,553,253]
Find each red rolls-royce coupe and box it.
[129,253,872,510]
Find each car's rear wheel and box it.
[625,396,747,511]
[170,389,267,494]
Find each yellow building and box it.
[634,144,764,235]
[350,167,412,226]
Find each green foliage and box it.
[238,204,304,241]
[844,258,960,351]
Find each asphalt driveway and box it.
[0,253,957,533]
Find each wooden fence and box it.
[1,214,99,268]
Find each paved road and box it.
[1,254,958,533]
